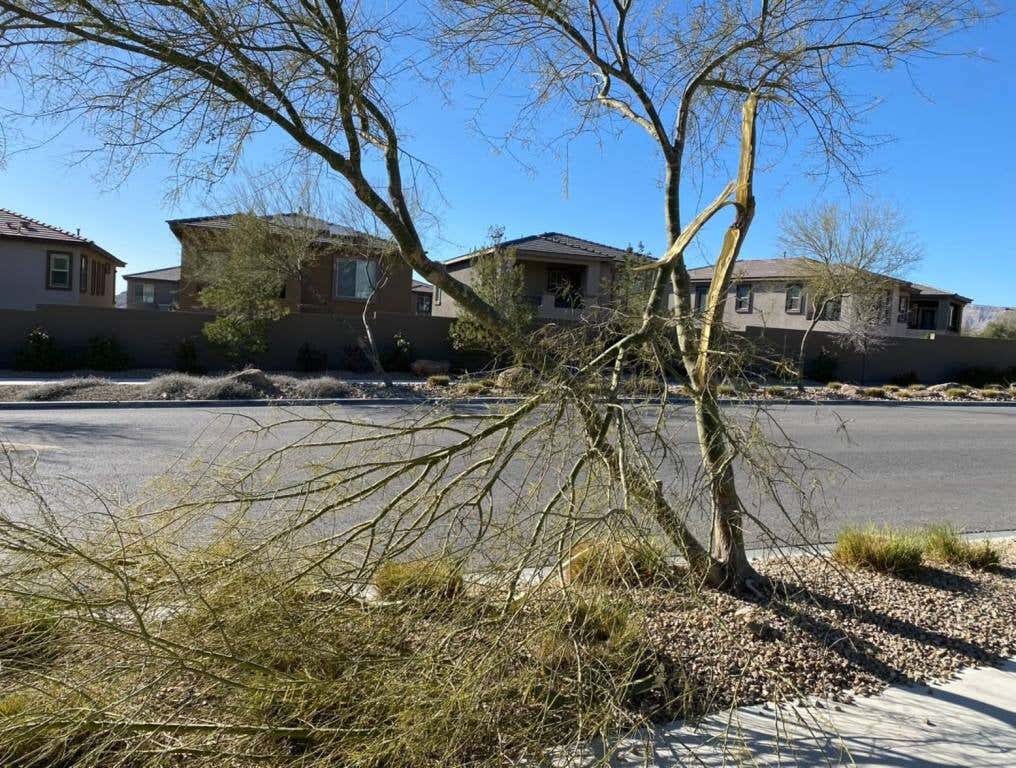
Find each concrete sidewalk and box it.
[581,660,1016,766]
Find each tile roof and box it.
[445,232,638,266]
[167,212,390,247]
[0,207,125,265]
[411,280,434,293]
[123,265,181,282]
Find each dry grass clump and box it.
[861,387,887,398]
[458,381,488,395]
[0,602,62,663]
[426,374,451,387]
[276,376,355,399]
[764,385,790,397]
[373,559,464,601]
[623,377,667,397]
[15,377,110,401]
[495,366,538,393]
[907,383,926,391]
[882,384,900,392]
[141,372,203,399]
[922,526,1000,570]
[567,538,681,588]
[976,387,1004,399]
[945,387,970,399]
[893,389,913,399]
[826,382,843,390]
[832,528,924,575]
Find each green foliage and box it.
[194,213,316,361]
[373,559,464,601]
[979,310,1016,340]
[449,247,534,355]
[13,327,66,371]
[833,528,924,575]
[80,335,131,371]
[566,538,680,588]
[381,332,413,372]
[922,526,1000,570]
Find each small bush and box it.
[427,374,451,387]
[764,385,789,397]
[459,381,487,395]
[142,373,201,399]
[284,376,354,399]
[373,559,464,601]
[380,332,413,372]
[80,335,131,371]
[907,383,926,391]
[174,336,204,374]
[883,384,900,392]
[566,538,679,588]
[296,342,328,373]
[191,378,257,400]
[717,383,738,396]
[13,327,66,371]
[894,390,913,399]
[496,366,537,393]
[862,387,887,398]
[922,526,1000,570]
[976,387,1004,399]
[945,387,970,399]
[16,377,109,402]
[826,382,843,390]
[832,528,924,575]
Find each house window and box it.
[897,295,910,324]
[818,297,842,321]
[79,255,88,293]
[434,286,442,305]
[547,267,585,308]
[333,257,379,299]
[143,283,155,304]
[46,251,72,290]
[416,294,432,315]
[734,283,752,313]
[785,284,803,314]
[693,284,709,311]
[948,303,962,332]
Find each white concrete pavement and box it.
[586,660,1016,767]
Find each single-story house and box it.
[432,232,640,321]
[123,266,180,310]
[0,207,124,310]
[172,213,413,315]
[411,281,434,316]
[686,258,972,337]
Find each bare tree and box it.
[778,201,922,388]
[0,0,984,590]
[439,0,983,586]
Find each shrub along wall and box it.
[0,305,456,372]
[747,326,1016,385]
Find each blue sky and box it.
[0,10,1012,305]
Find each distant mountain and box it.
[963,304,1014,334]
[115,290,127,309]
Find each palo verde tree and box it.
[0,0,984,590]
[439,0,983,585]
[777,200,922,387]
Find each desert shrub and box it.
[566,538,679,588]
[373,559,464,601]
[945,387,970,399]
[832,528,924,575]
[717,383,738,396]
[174,336,204,374]
[804,353,838,383]
[888,370,920,387]
[296,342,328,373]
[142,373,201,399]
[495,366,537,393]
[459,381,487,395]
[882,384,900,392]
[340,343,370,373]
[191,378,257,400]
[15,377,109,402]
[13,327,67,371]
[977,387,1004,399]
[284,376,354,399]
[862,387,887,398]
[427,374,451,387]
[894,390,913,399]
[80,335,131,371]
[922,526,1000,570]
[380,332,413,372]
[623,376,666,397]
[953,366,1016,387]
[826,382,843,390]
[764,385,789,397]
[907,383,926,391]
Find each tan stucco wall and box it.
[0,239,118,310]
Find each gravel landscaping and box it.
[645,539,1016,716]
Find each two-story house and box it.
[686,258,971,337]
[0,207,124,311]
[172,213,413,315]
[123,266,180,310]
[431,232,639,321]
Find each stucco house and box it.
[123,266,180,310]
[431,232,640,321]
[686,258,971,338]
[172,213,413,315]
[0,207,124,311]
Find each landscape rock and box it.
[926,382,961,392]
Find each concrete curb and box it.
[1,395,1015,411]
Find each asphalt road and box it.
[0,402,1013,547]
